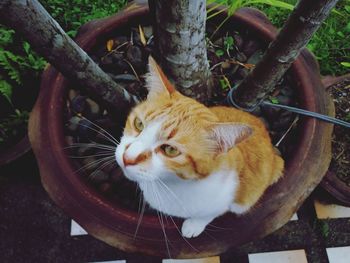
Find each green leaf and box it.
[270,97,279,104]
[219,78,229,90]
[345,5,350,13]
[0,79,13,103]
[215,49,225,57]
[340,62,350,68]
[224,36,234,50]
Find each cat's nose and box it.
[123,144,151,166]
[123,149,151,166]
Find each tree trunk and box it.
[0,0,136,113]
[232,0,340,109]
[149,0,213,103]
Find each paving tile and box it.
[163,256,220,263]
[71,220,88,236]
[314,200,350,219]
[326,246,350,263]
[290,213,298,221]
[248,250,308,263]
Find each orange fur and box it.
[123,57,284,209]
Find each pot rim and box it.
[29,3,333,257]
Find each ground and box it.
[1,152,350,263]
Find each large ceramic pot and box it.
[28,3,334,258]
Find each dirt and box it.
[329,78,350,185]
[64,23,300,209]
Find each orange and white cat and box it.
[115,56,284,238]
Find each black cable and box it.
[226,88,350,129]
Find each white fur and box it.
[116,122,244,238]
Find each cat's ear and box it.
[209,123,253,153]
[145,56,176,99]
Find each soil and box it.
[328,78,350,185]
[63,22,299,212]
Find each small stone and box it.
[112,74,137,82]
[242,40,260,57]
[247,50,264,65]
[82,157,99,171]
[71,95,87,113]
[110,168,124,184]
[113,36,128,46]
[236,52,247,63]
[233,34,244,50]
[89,170,109,183]
[143,26,153,39]
[65,136,74,145]
[126,45,143,69]
[99,182,113,194]
[67,116,81,132]
[276,95,292,105]
[68,89,78,101]
[237,68,249,78]
[78,119,96,139]
[231,64,239,75]
[221,61,231,69]
[111,53,124,63]
[85,98,100,119]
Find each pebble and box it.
[67,116,81,132]
[237,68,249,78]
[71,95,87,113]
[89,170,110,183]
[236,52,247,63]
[242,39,260,57]
[126,45,144,69]
[247,49,264,65]
[86,98,100,119]
[233,34,244,50]
[112,74,138,82]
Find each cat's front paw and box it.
[181,218,208,238]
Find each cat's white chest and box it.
[139,170,238,219]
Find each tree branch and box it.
[233,0,340,108]
[0,0,137,113]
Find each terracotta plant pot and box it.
[321,73,350,206]
[28,3,334,258]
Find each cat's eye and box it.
[161,144,180,157]
[133,117,144,132]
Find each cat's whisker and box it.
[206,223,235,231]
[134,186,147,239]
[75,122,119,146]
[154,180,199,252]
[156,178,190,215]
[74,114,120,145]
[64,143,116,151]
[74,155,115,175]
[151,182,172,259]
[87,157,116,181]
[68,152,115,159]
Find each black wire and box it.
[226,88,350,129]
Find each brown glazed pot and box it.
[28,3,334,258]
[321,74,350,206]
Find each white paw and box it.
[181,218,207,238]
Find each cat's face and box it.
[115,57,251,183]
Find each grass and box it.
[251,0,350,76]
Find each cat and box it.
[115,56,284,238]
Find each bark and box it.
[149,0,213,103]
[233,0,340,109]
[0,0,136,113]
